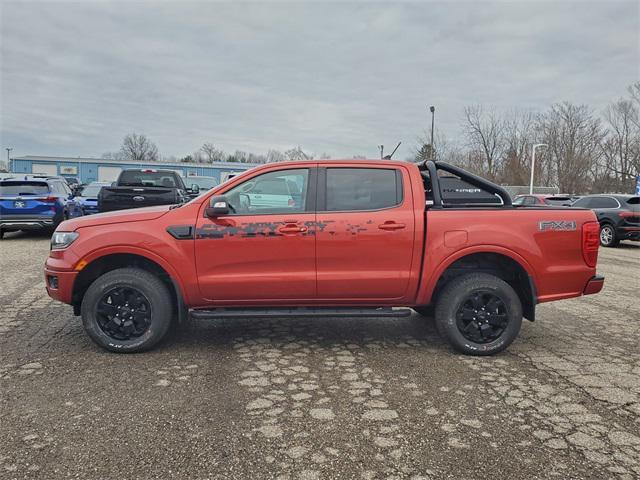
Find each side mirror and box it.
[205,195,231,217]
[190,184,200,194]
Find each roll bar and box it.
[420,160,513,208]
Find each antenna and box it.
[383,142,401,160]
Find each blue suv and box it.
[0,175,83,239]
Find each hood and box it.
[60,205,171,231]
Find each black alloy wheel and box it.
[455,290,509,344]
[96,287,152,341]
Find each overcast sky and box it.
[1,0,638,161]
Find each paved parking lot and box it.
[0,231,639,480]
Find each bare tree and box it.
[119,133,159,162]
[200,142,225,163]
[462,105,506,179]
[537,103,604,193]
[500,109,537,185]
[600,97,640,192]
[284,146,311,161]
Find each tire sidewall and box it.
[436,275,522,356]
[81,269,173,353]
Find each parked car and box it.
[0,175,82,238]
[72,182,111,215]
[512,194,574,206]
[181,176,218,199]
[570,194,640,247]
[45,159,604,355]
[98,169,189,212]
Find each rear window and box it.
[80,185,104,197]
[0,181,50,195]
[118,171,180,188]
[326,168,402,211]
[544,197,572,206]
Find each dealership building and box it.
[8,155,257,184]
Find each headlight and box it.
[51,231,79,250]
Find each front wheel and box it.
[81,267,174,352]
[599,224,619,247]
[435,273,522,356]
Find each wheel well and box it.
[72,253,180,317]
[432,253,536,321]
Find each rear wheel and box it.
[81,267,173,352]
[435,273,522,356]
[0,230,4,239]
[599,224,619,247]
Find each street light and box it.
[5,148,12,170]
[529,143,547,194]
[429,106,435,158]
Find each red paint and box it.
[45,160,604,312]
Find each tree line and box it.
[102,82,639,195]
[418,82,640,194]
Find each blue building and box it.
[9,155,258,184]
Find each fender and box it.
[416,244,539,305]
[76,245,191,306]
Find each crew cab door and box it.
[195,167,317,302]
[316,165,415,300]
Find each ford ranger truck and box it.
[44,159,604,355]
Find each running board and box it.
[189,307,412,320]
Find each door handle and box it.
[278,224,308,234]
[378,222,406,231]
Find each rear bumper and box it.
[583,275,605,296]
[44,265,77,304]
[618,226,640,241]
[0,215,56,230]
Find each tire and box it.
[413,306,434,317]
[81,267,174,353]
[435,273,522,356]
[0,230,4,240]
[599,224,619,247]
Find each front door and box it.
[195,167,317,302]
[315,166,415,300]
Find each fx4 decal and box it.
[539,220,577,232]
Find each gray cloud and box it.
[1,0,638,160]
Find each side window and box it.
[325,168,402,211]
[590,197,619,209]
[224,169,309,215]
[524,196,536,205]
[572,197,592,208]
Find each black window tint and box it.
[326,168,401,211]
[572,197,591,208]
[590,197,619,209]
[0,182,50,195]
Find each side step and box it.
[189,307,413,320]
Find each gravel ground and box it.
[0,231,639,480]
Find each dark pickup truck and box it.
[98,169,191,213]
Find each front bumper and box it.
[583,275,605,295]
[1,214,56,230]
[44,264,78,304]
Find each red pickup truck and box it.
[44,159,604,355]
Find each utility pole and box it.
[378,145,384,159]
[429,106,435,159]
[529,143,548,194]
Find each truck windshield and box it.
[118,171,179,188]
[0,181,50,195]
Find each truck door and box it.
[195,167,317,302]
[316,165,415,300]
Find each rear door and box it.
[315,165,415,300]
[0,181,53,217]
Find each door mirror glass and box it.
[205,195,231,217]
[190,184,200,194]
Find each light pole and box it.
[529,143,547,194]
[429,106,435,158]
[5,147,12,171]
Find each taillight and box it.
[582,222,600,267]
[619,211,639,218]
[36,196,58,203]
